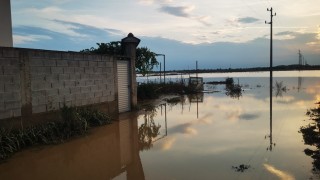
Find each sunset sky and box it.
[11,0,320,70]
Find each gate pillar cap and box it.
[121,33,140,47]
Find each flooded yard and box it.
[1,71,320,180]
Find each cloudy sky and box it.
[11,0,320,70]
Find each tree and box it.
[81,41,158,76]
[136,47,158,76]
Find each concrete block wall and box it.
[0,47,117,120]
[0,48,21,119]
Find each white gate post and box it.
[121,33,140,109]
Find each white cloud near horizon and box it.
[13,34,52,44]
[10,0,320,69]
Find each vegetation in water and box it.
[165,96,183,104]
[232,164,251,172]
[225,78,242,99]
[300,102,320,174]
[137,79,199,100]
[0,106,112,163]
[275,81,287,97]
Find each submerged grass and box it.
[0,106,112,162]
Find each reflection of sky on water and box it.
[137,71,320,180]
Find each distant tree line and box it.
[150,64,320,74]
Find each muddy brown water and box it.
[1,71,320,179]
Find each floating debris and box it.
[232,164,251,172]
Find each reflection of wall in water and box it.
[188,93,204,119]
[189,77,204,92]
[0,118,144,180]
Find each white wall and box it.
[0,0,13,47]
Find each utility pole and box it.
[155,54,166,84]
[265,7,276,152]
[196,61,198,79]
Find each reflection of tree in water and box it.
[165,96,186,107]
[138,106,161,151]
[225,78,242,99]
[300,102,320,176]
[275,81,287,97]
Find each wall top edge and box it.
[0,46,129,59]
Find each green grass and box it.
[0,106,112,162]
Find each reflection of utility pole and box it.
[154,103,168,142]
[265,7,275,152]
[266,89,276,151]
[196,61,198,119]
[160,103,167,135]
[165,103,167,136]
[197,95,199,119]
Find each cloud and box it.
[152,2,211,26]
[306,25,320,51]
[196,15,212,26]
[52,19,124,37]
[168,115,213,135]
[152,136,176,151]
[139,0,173,5]
[12,24,122,51]
[276,31,295,36]
[161,137,176,150]
[138,0,154,5]
[13,34,52,44]
[169,122,198,135]
[275,96,295,104]
[275,31,297,40]
[263,164,295,180]
[104,28,124,36]
[237,17,260,24]
[159,5,194,17]
[226,109,242,121]
[26,6,63,14]
[239,113,260,120]
[13,23,320,69]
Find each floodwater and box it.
[1,70,320,180]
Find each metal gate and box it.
[117,61,131,113]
